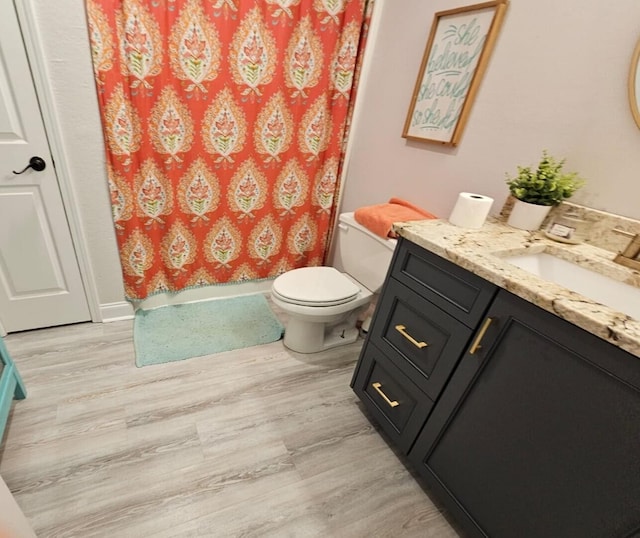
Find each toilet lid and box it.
[272,267,360,306]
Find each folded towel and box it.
[354,198,437,239]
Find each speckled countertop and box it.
[393,216,640,359]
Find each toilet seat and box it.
[272,267,360,307]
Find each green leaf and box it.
[505,150,585,205]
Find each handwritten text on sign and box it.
[408,8,496,142]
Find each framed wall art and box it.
[402,0,509,146]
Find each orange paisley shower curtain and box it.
[86,0,371,300]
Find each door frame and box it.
[11,0,101,324]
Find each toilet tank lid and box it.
[273,267,360,305]
[339,212,398,249]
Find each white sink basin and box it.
[504,252,640,320]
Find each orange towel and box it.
[354,198,437,239]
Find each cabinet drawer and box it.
[392,238,496,328]
[352,342,433,454]
[369,278,473,400]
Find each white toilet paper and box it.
[448,192,494,229]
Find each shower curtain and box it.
[86,0,372,300]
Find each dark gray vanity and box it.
[351,236,640,538]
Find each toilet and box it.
[271,212,397,353]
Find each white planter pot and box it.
[507,200,552,231]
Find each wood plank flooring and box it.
[0,303,461,537]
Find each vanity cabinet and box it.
[350,238,497,453]
[351,238,640,538]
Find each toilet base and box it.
[282,310,362,353]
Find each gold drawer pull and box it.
[395,324,428,349]
[469,317,493,354]
[372,382,399,408]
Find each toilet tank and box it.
[332,212,397,292]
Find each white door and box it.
[0,2,90,333]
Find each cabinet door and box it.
[409,290,640,538]
[369,278,472,400]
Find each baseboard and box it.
[136,280,274,311]
[99,280,275,321]
[99,301,134,322]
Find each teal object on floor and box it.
[0,336,26,442]
[134,293,284,367]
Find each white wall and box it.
[25,0,640,312]
[341,0,640,220]
[28,0,126,307]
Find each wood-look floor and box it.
[0,303,461,537]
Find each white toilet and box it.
[271,212,397,353]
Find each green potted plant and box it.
[505,150,585,230]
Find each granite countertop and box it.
[393,217,640,359]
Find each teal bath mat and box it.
[134,294,284,367]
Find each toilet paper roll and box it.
[448,192,494,229]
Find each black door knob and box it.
[12,156,46,175]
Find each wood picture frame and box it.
[402,0,509,146]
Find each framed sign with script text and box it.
[402,1,508,145]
